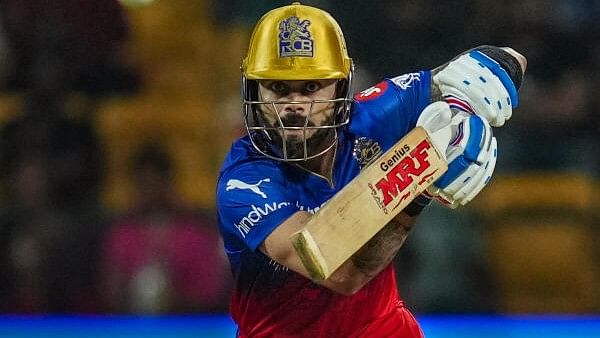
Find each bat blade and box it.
[290,127,447,280]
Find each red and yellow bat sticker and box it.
[368,138,440,214]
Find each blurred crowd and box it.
[0,0,598,315]
[0,0,231,313]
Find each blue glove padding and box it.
[433,112,496,208]
[433,50,519,127]
[416,102,497,208]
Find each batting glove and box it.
[433,50,519,127]
[417,101,497,208]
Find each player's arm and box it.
[217,167,412,295]
[261,100,492,292]
[349,212,416,277]
[261,210,417,295]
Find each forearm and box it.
[324,196,427,293]
[262,210,419,295]
[349,212,415,278]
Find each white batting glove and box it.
[415,101,454,156]
[417,101,498,208]
[433,51,519,127]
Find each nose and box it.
[283,102,307,115]
[281,93,311,116]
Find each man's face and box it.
[257,79,338,159]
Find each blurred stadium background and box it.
[0,0,598,336]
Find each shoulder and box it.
[219,135,260,174]
[216,143,298,250]
[217,140,292,208]
[347,71,432,149]
[350,71,431,126]
[218,138,287,188]
[219,136,287,183]
[352,71,430,104]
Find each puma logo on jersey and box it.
[226,178,271,198]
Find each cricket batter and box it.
[216,3,526,337]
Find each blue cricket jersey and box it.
[216,72,430,338]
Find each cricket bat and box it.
[290,127,447,280]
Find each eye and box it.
[304,82,321,93]
[270,82,288,93]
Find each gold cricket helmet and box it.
[241,2,354,162]
[242,2,353,80]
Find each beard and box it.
[265,114,336,160]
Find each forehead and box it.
[258,79,337,87]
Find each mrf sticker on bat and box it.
[367,137,440,214]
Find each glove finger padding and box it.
[415,101,454,160]
[455,137,497,205]
[433,51,516,127]
[428,114,497,208]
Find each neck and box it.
[297,144,336,186]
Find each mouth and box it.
[277,115,315,138]
[280,114,312,128]
[282,129,311,141]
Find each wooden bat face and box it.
[291,127,447,280]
